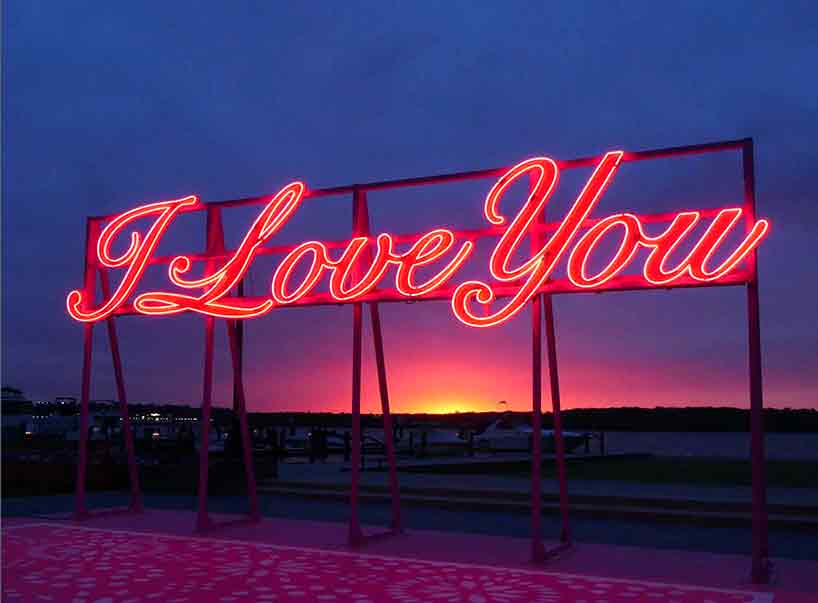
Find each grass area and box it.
[399,455,818,488]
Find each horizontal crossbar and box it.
[89,138,750,222]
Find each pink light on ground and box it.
[2,523,775,603]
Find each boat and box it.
[475,412,587,453]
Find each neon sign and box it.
[67,150,769,328]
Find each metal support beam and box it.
[744,140,769,584]
[349,301,364,545]
[530,293,545,561]
[74,219,100,520]
[196,207,223,531]
[356,190,402,533]
[74,321,94,519]
[348,188,365,546]
[530,167,571,549]
[529,170,545,561]
[544,294,570,544]
[89,137,751,224]
[233,280,245,414]
[226,318,260,521]
[99,269,142,513]
[369,302,402,532]
[196,314,215,531]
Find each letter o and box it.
[271,242,327,304]
[567,214,641,289]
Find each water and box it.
[320,428,818,459]
[373,429,818,460]
[601,431,818,460]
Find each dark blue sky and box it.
[3,2,817,411]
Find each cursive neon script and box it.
[66,151,770,328]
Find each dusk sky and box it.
[3,2,817,413]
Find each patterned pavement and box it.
[2,523,773,603]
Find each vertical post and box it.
[197,206,222,531]
[530,294,544,561]
[531,167,571,546]
[224,247,259,521]
[529,172,545,561]
[349,301,364,544]
[196,315,215,531]
[369,302,402,532]
[98,269,142,512]
[74,219,99,520]
[544,294,570,544]
[348,188,365,546]
[74,322,94,519]
[356,190,402,533]
[234,280,245,413]
[744,139,769,584]
[226,319,260,521]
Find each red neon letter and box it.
[327,235,394,301]
[66,195,199,322]
[640,209,770,284]
[452,151,624,328]
[567,213,641,288]
[393,230,474,297]
[271,241,329,304]
[135,182,305,318]
[685,209,770,281]
[640,212,701,285]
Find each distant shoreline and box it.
[49,404,816,433]
[241,407,818,433]
[12,398,816,433]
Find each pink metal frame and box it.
[72,138,769,583]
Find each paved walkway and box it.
[5,492,818,560]
[4,511,816,602]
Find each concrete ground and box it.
[3,491,818,561]
[3,508,817,602]
[5,463,817,600]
